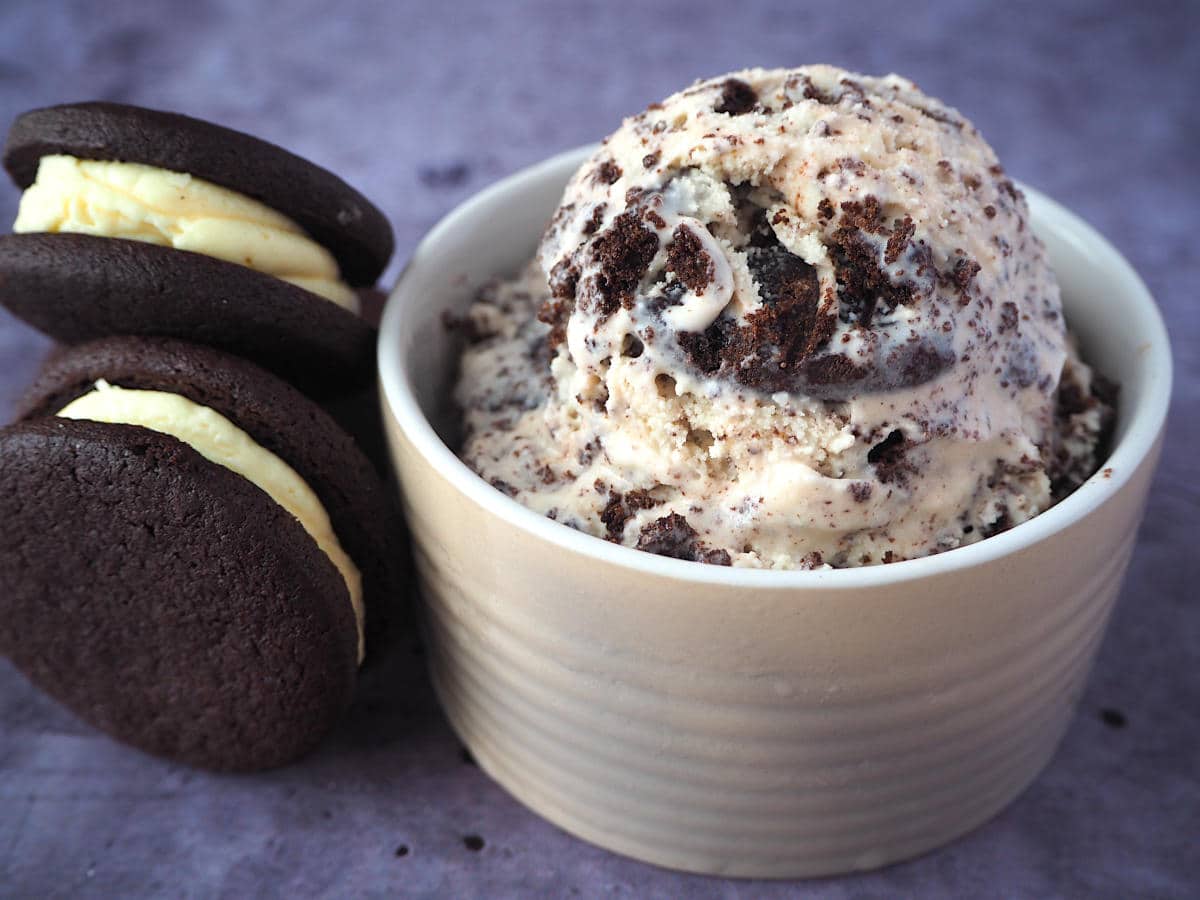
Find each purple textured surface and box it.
[1,0,1196,896]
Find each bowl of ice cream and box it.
[378,67,1170,878]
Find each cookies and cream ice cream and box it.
[455,65,1113,569]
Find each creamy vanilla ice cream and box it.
[455,65,1113,568]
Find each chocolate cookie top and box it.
[0,233,376,391]
[4,101,393,285]
[19,335,399,647]
[0,417,359,771]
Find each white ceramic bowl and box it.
[378,147,1171,878]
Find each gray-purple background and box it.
[1,1,1196,897]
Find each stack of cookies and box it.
[0,103,400,771]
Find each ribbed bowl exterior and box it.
[385,410,1160,877]
[378,148,1170,877]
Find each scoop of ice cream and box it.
[457,65,1112,568]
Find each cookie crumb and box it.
[1100,708,1127,729]
[715,79,757,115]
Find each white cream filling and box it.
[58,381,365,661]
[15,155,360,313]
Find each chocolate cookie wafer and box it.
[1,336,400,770]
[1,102,394,389]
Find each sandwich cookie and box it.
[0,337,398,770]
[0,102,394,389]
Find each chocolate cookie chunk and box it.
[2,337,404,770]
[4,101,392,285]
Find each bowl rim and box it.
[378,145,1172,590]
